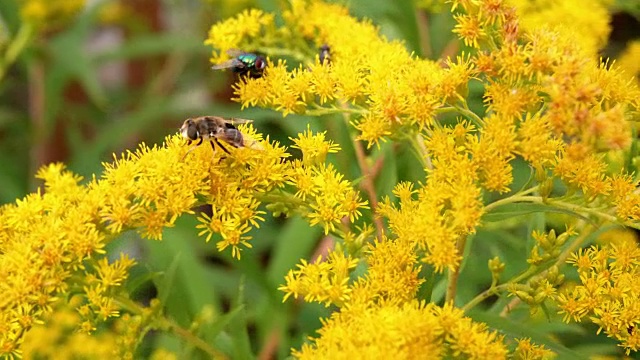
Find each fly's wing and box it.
[226,49,247,57]
[211,58,245,70]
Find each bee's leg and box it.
[181,144,199,161]
[196,137,203,146]
[214,139,232,155]
[210,139,232,164]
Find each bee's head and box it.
[180,118,199,140]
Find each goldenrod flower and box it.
[293,301,508,359]
[204,8,275,63]
[280,250,359,306]
[559,241,640,354]
[508,0,611,56]
[1,125,348,354]
[616,40,640,81]
[453,14,486,48]
[290,126,340,166]
[513,338,555,360]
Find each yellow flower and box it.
[293,301,508,359]
[616,40,640,81]
[559,243,640,354]
[453,14,486,48]
[608,174,640,221]
[18,0,85,29]
[305,164,367,234]
[553,144,611,199]
[0,124,300,354]
[279,250,359,306]
[204,9,275,63]
[516,112,563,170]
[513,338,555,360]
[470,114,517,193]
[290,125,340,166]
[508,0,611,56]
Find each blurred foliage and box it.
[0,0,639,358]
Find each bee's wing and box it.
[211,58,245,70]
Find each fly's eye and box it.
[187,123,198,140]
[255,57,266,70]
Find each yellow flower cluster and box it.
[293,302,507,359]
[0,121,367,356]
[508,0,612,56]
[21,302,118,359]
[207,0,474,145]
[514,338,555,360]
[558,239,640,354]
[280,251,359,306]
[280,219,514,357]
[18,0,85,28]
[617,40,640,81]
[203,0,640,355]
[379,124,484,272]
[204,9,275,63]
[284,127,368,234]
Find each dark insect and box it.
[180,116,254,159]
[211,49,266,79]
[319,44,331,64]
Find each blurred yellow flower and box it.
[18,0,85,29]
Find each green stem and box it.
[339,106,386,239]
[496,226,595,315]
[462,225,595,313]
[452,103,483,128]
[255,191,306,207]
[0,23,33,82]
[163,318,228,360]
[462,266,538,312]
[435,106,458,115]
[553,224,595,267]
[486,194,640,230]
[483,186,540,213]
[515,196,615,223]
[445,234,469,303]
[306,106,366,117]
[115,296,226,359]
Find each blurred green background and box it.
[1,0,639,358]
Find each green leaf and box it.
[52,9,106,97]
[209,305,246,340]
[374,142,398,201]
[229,277,254,360]
[469,312,586,359]
[156,252,180,307]
[267,216,321,285]
[126,269,162,295]
[0,0,20,34]
[95,34,206,62]
[144,217,219,327]
[416,264,437,302]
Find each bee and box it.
[180,116,256,158]
[319,44,331,64]
[211,49,267,79]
